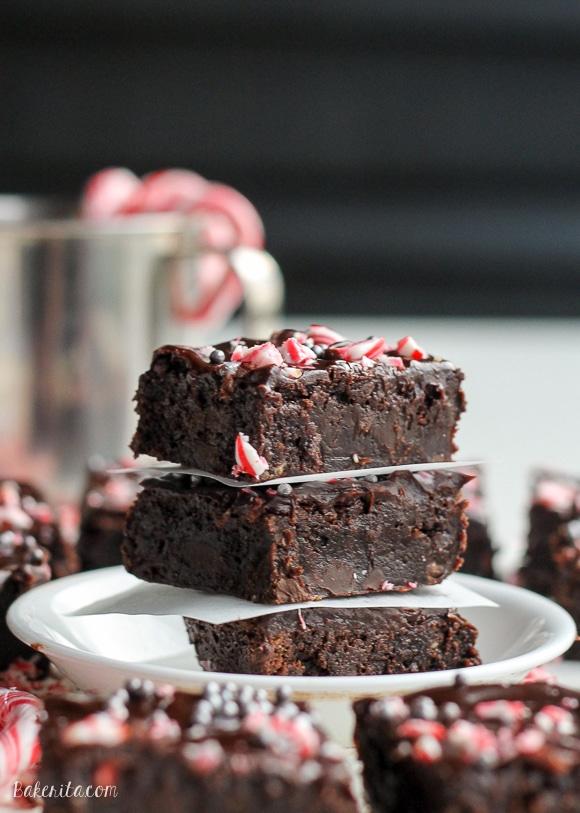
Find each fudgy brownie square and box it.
[130,326,465,480]
[354,681,580,813]
[40,680,357,813]
[123,470,469,603]
[185,607,480,676]
[0,479,72,577]
[461,472,497,579]
[0,529,51,668]
[548,518,580,659]
[77,460,140,571]
[520,470,580,596]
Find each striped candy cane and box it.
[0,688,42,791]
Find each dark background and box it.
[2,1,580,315]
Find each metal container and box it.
[0,197,283,496]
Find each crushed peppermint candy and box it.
[231,342,283,369]
[182,740,224,774]
[381,580,395,592]
[232,433,269,478]
[62,711,128,748]
[280,337,317,366]
[306,324,345,346]
[333,337,386,362]
[364,683,580,770]
[396,336,427,361]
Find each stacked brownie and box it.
[124,326,480,676]
[520,471,580,658]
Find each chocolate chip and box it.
[209,349,226,364]
[277,483,293,496]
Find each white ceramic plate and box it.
[7,568,576,697]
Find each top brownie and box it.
[131,326,465,480]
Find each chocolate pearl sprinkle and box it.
[209,349,226,364]
[277,482,293,496]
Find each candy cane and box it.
[0,688,42,791]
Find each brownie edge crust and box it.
[185,608,481,676]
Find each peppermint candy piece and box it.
[396,336,427,361]
[81,167,141,220]
[280,338,316,365]
[384,356,405,369]
[231,342,283,369]
[62,711,128,747]
[232,433,269,478]
[333,337,386,362]
[307,324,345,346]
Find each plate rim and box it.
[7,568,577,696]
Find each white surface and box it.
[7,568,576,698]
[232,317,580,576]
[69,569,497,622]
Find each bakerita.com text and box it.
[13,781,118,800]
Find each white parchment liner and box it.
[111,459,482,488]
[69,575,497,624]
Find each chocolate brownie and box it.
[124,470,469,603]
[185,608,480,676]
[548,519,580,659]
[0,479,73,577]
[77,459,140,571]
[520,471,580,596]
[0,529,51,668]
[461,472,497,579]
[130,326,465,480]
[354,681,580,813]
[39,680,357,813]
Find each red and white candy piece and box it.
[412,734,443,763]
[0,688,42,791]
[384,356,404,369]
[397,719,446,741]
[233,433,269,478]
[396,336,427,361]
[62,711,128,748]
[231,342,283,369]
[307,324,345,346]
[280,338,316,366]
[81,167,141,220]
[119,168,208,214]
[333,337,386,362]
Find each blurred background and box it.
[2,0,580,315]
[0,1,579,569]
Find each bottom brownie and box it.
[40,680,357,813]
[354,681,580,813]
[185,608,481,676]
